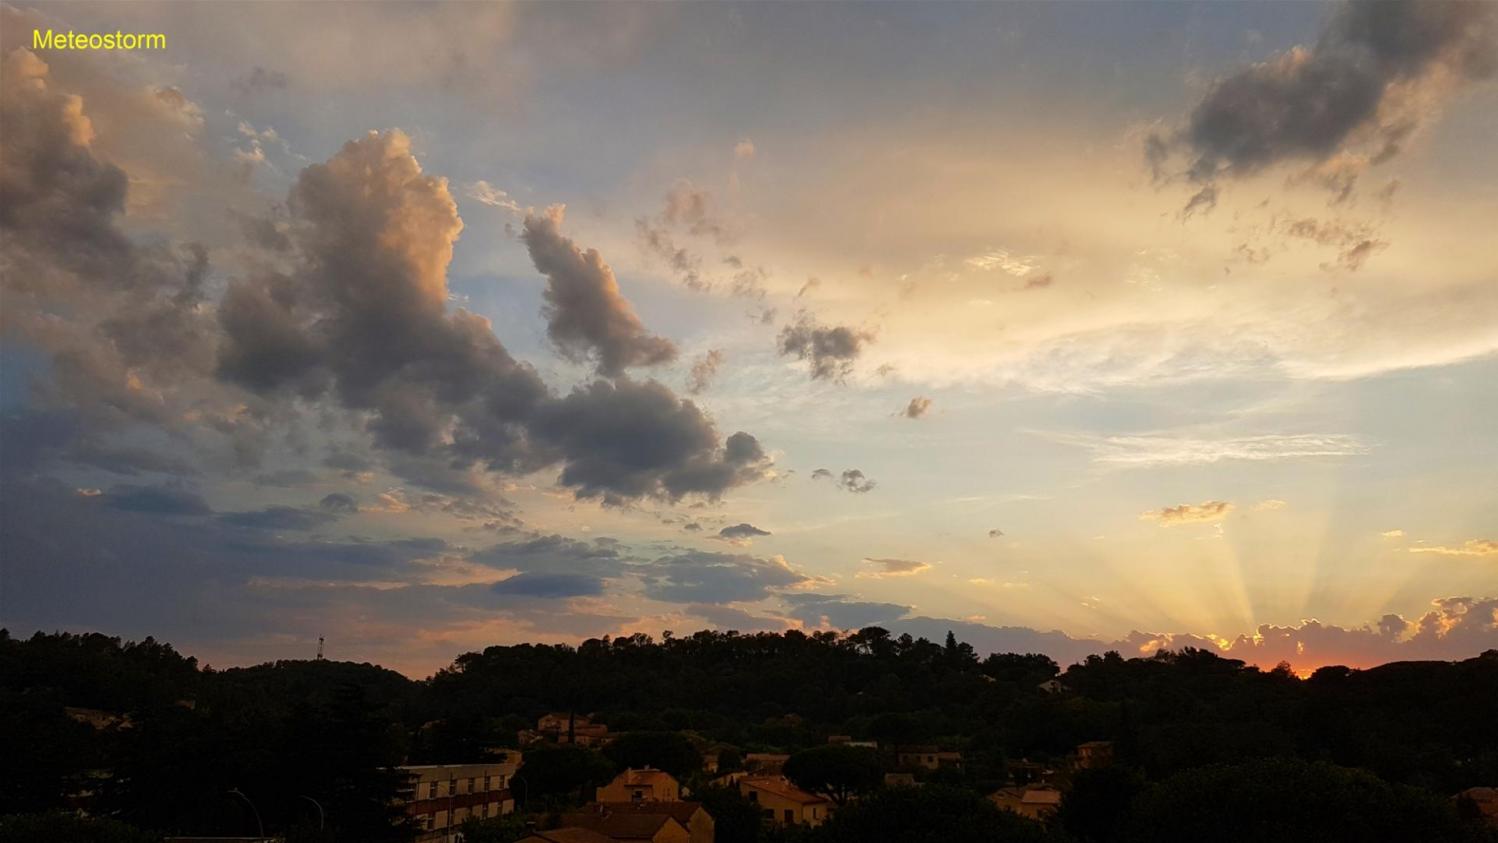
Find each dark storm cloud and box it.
[719,523,771,540]
[781,593,912,629]
[523,205,677,377]
[642,550,813,604]
[1152,0,1496,200]
[491,572,606,599]
[778,313,875,381]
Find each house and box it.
[743,753,790,774]
[827,735,877,748]
[1076,741,1114,769]
[895,745,962,770]
[884,772,917,788]
[517,829,616,843]
[565,802,713,843]
[990,785,1062,821]
[530,712,610,747]
[1456,787,1498,824]
[596,768,682,803]
[556,811,689,843]
[739,776,831,826]
[397,760,519,842]
[1037,678,1065,694]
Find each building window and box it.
[484,775,492,791]
[747,791,757,803]
[447,780,455,796]
[469,777,477,794]
[784,809,794,824]
[427,781,437,799]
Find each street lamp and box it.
[299,794,326,830]
[228,788,265,839]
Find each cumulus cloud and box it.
[687,349,725,394]
[220,131,770,503]
[523,204,678,376]
[778,313,875,381]
[1142,500,1235,526]
[902,397,932,419]
[988,529,1005,539]
[1409,539,1498,557]
[1152,0,1497,203]
[1122,597,1498,670]
[812,468,877,494]
[858,557,932,578]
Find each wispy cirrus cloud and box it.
[1142,500,1234,526]
[1042,431,1368,468]
[857,557,933,578]
[1409,539,1498,558]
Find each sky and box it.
[2,0,1495,678]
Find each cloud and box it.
[491,572,606,598]
[777,313,875,381]
[1281,217,1388,271]
[1253,499,1288,512]
[522,204,678,377]
[230,66,290,96]
[1152,0,1497,201]
[1120,597,1498,671]
[1381,529,1406,539]
[470,534,628,578]
[858,557,932,578]
[218,505,339,531]
[782,593,912,629]
[1142,500,1234,526]
[1409,539,1498,557]
[662,180,730,242]
[733,139,756,161]
[101,484,212,516]
[464,180,520,212]
[812,468,877,494]
[319,492,359,514]
[902,397,932,419]
[218,131,770,503]
[1045,432,1367,468]
[687,349,724,394]
[719,522,771,542]
[643,551,815,604]
[688,603,784,633]
[988,529,1004,539]
[531,381,772,504]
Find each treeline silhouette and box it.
[3,627,1496,842]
